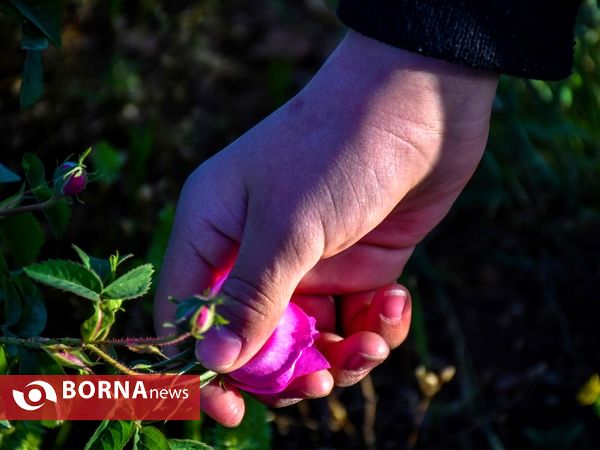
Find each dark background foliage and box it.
[1,0,599,449]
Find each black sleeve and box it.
[337,0,583,80]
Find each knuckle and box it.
[220,275,280,335]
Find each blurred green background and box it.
[1,0,599,449]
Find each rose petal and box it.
[209,271,229,297]
[290,346,330,379]
[228,303,328,394]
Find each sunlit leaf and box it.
[84,420,135,450]
[133,426,170,450]
[169,440,214,450]
[0,420,44,449]
[24,259,103,301]
[101,264,153,301]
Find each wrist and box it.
[305,30,499,141]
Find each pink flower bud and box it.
[46,349,92,373]
[190,305,214,338]
[53,161,87,196]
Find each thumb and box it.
[195,210,321,373]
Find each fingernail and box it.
[195,327,242,371]
[346,353,384,372]
[381,289,407,321]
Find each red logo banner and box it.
[0,375,201,420]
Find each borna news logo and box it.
[0,375,201,420]
[12,380,58,411]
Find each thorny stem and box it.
[0,333,193,349]
[84,344,141,376]
[104,332,194,347]
[0,334,204,376]
[0,336,82,348]
[0,196,60,218]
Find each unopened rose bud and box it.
[190,305,215,338]
[53,161,87,196]
[45,347,93,373]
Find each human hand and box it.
[198,284,411,425]
[155,30,498,425]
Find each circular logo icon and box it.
[12,380,58,411]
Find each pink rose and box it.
[226,302,330,395]
[206,271,330,394]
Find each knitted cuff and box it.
[337,0,581,80]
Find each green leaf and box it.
[81,302,102,341]
[84,420,135,450]
[28,185,71,239]
[0,420,44,449]
[72,244,91,268]
[81,300,122,341]
[208,395,270,450]
[14,277,46,336]
[169,440,213,450]
[40,420,63,429]
[36,350,64,375]
[24,259,103,301]
[1,275,23,327]
[0,419,10,430]
[21,21,48,50]
[109,252,133,275]
[92,141,126,184]
[0,183,26,214]
[0,345,8,374]
[44,199,71,238]
[0,163,21,183]
[18,348,39,374]
[22,152,45,188]
[101,264,153,301]
[72,245,112,283]
[9,0,62,47]
[0,212,44,265]
[133,426,170,450]
[16,348,63,375]
[20,155,72,237]
[20,49,44,109]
